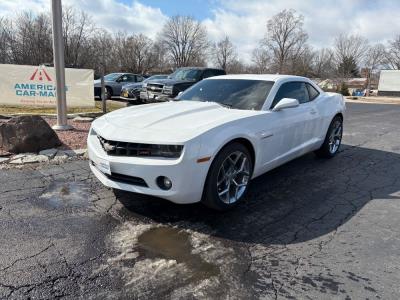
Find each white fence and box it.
[0,64,94,107]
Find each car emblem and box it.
[103,142,116,152]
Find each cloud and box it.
[203,0,400,63]
[1,0,399,64]
[0,0,168,39]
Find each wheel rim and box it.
[329,120,342,154]
[217,151,251,204]
[105,89,110,99]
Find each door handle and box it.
[310,109,317,115]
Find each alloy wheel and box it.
[216,151,250,204]
[329,120,342,154]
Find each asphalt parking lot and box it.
[1,102,400,299]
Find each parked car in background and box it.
[120,74,169,104]
[140,67,226,102]
[94,73,146,100]
[88,74,345,210]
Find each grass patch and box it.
[0,101,126,115]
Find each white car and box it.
[88,75,345,210]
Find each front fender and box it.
[196,122,260,175]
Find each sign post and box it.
[51,0,72,131]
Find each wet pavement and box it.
[0,102,400,299]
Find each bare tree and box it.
[159,15,209,68]
[212,36,237,71]
[334,34,368,78]
[251,48,271,74]
[289,45,315,76]
[364,43,386,93]
[385,35,400,69]
[91,29,116,75]
[62,6,95,68]
[0,17,13,63]
[152,41,171,73]
[312,48,335,78]
[8,12,53,65]
[263,9,308,74]
[113,33,160,74]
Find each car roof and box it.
[207,74,308,82]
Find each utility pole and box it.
[51,0,72,131]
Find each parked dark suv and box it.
[140,67,226,102]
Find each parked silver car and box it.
[94,73,145,100]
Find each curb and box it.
[0,148,88,166]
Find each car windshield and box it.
[176,79,275,110]
[104,73,122,81]
[169,69,202,81]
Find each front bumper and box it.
[140,91,171,103]
[120,89,140,101]
[87,133,209,204]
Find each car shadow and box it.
[114,144,400,246]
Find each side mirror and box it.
[272,98,299,111]
[178,91,183,97]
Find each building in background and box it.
[378,70,400,97]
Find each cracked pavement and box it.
[0,102,400,299]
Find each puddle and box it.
[39,181,90,208]
[137,227,220,281]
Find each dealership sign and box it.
[0,64,94,107]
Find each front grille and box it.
[97,136,183,158]
[105,172,148,187]
[146,84,164,94]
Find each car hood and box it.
[92,101,261,144]
[122,82,143,90]
[146,78,194,86]
[94,79,114,86]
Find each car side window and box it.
[271,82,309,108]
[125,74,136,82]
[136,75,144,82]
[306,83,320,100]
[202,70,215,79]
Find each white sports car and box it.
[88,75,345,210]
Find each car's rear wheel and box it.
[202,143,253,211]
[315,115,343,158]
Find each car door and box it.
[116,74,135,94]
[259,81,319,169]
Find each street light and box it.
[51,0,72,131]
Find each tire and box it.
[314,115,343,158]
[202,142,253,211]
[105,87,112,100]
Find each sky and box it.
[1,0,400,63]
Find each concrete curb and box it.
[0,148,88,166]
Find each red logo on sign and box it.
[30,67,52,81]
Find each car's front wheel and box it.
[315,115,343,158]
[105,87,112,100]
[202,143,253,211]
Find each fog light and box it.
[157,176,172,190]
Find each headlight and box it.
[162,86,173,95]
[148,144,184,158]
